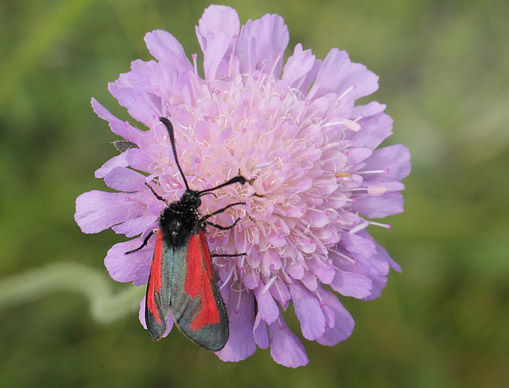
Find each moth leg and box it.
[125,229,156,254]
[206,217,241,231]
[201,202,245,222]
[211,252,247,258]
[145,182,171,206]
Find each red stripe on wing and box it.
[184,233,203,298]
[185,230,220,330]
[147,229,163,324]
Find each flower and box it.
[75,5,410,367]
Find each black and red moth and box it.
[126,117,246,351]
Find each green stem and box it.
[0,262,144,323]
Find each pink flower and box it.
[75,5,410,367]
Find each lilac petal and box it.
[315,287,355,346]
[341,232,377,263]
[330,269,373,299]
[240,267,260,289]
[104,167,147,192]
[352,101,386,118]
[108,82,161,128]
[144,30,193,73]
[122,59,182,104]
[253,313,269,349]
[139,296,147,329]
[300,270,318,291]
[306,258,336,284]
[91,98,144,144]
[105,239,152,285]
[347,147,372,166]
[364,181,405,193]
[268,312,309,368]
[350,230,391,277]
[290,282,326,340]
[138,296,173,337]
[125,148,155,173]
[282,44,317,88]
[94,152,129,179]
[75,190,145,234]
[370,235,401,273]
[237,13,289,76]
[111,215,158,238]
[351,192,404,218]
[268,278,291,305]
[362,144,411,182]
[357,232,401,300]
[215,290,256,362]
[254,283,279,324]
[196,5,240,79]
[307,48,378,101]
[351,111,393,150]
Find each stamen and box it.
[369,221,392,230]
[234,287,242,313]
[192,53,198,76]
[342,119,361,132]
[335,85,355,106]
[262,276,277,294]
[367,186,387,195]
[349,221,369,234]
[357,169,389,175]
[269,52,284,76]
[219,265,235,290]
[329,248,356,264]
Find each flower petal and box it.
[105,239,152,285]
[307,49,378,101]
[196,5,240,79]
[315,287,355,346]
[254,283,279,324]
[330,270,373,299]
[138,296,174,337]
[253,313,269,349]
[111,215,158,238]
[290,282,326,340]
[237,13,289,76]
[104,167,147,192]
[215,290,256,362]
[91,98,145,144]
[94,152,129,179]
[351,110,393,150]
[75,190,146,234]
[363,144,411,182]
[144,29,193,73]
[351,191,404,218]
[268,312,309,368]
[282,44,317,89]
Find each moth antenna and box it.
[159,117,190,191]
[198,175,246,196]
[199,191,217,198]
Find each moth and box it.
[127,117,245,351]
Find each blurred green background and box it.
[1,0,508,387]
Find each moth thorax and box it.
[180,190,201,209]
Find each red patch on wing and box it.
[185,231,220,330]
[147,229,163,324]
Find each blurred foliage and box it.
[1,0,508,387]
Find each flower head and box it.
[75,5,410,367]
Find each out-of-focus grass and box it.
[1,0,508,387]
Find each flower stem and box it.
[0,262,144,323]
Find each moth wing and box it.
[145,229,172,340]
[171,230,229,351]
